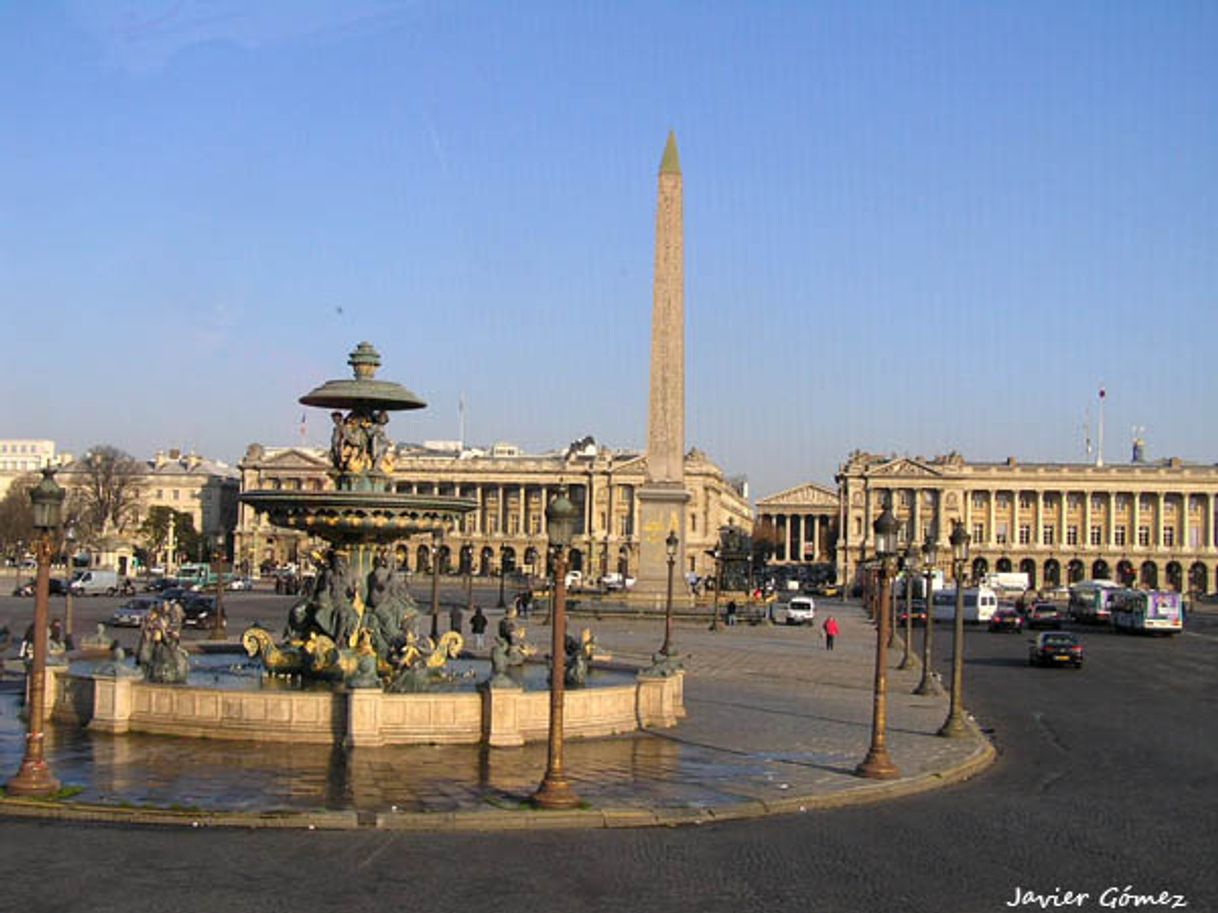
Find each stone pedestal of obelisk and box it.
[632,132,692,608]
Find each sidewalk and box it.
[0,602,994,829]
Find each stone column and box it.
[1035,491,1044,546]
[1084,491,1093,552]
[988,491,997,547]
[1157,492,1165,547]
[1133,493,1142,550]
[1208,493,1216,550]
[1107,492,1116,547]
[1181,493,1190,552]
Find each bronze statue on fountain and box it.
[240,343,476,687]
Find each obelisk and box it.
[634,131,691,605]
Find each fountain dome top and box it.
[299,342,426,413]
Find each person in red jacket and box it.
[822,615,840,651]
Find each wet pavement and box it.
[0,602,992,824]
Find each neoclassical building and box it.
[755,482,840,566]
[235,438,752,581]
[835,450,1218,594]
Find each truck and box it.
[982,572,1030,597]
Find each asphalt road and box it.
[0,590,1214,913]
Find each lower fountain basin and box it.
[40,659,684,749]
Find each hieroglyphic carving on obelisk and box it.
[646,131,685,486]
[635,131,692,604]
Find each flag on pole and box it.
[299,412,307,443]
[1099,387,1106,399]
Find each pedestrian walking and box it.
[449,603,464,636]
[726,600,738,626]
[469,606,488,651]
[822,615,839,651]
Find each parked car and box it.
[988,607,1025,633]
[896,603,928,626]
[226,576,255,591]
[182,595,223,629]
[110,596,165,628]
[159,586,192,603]
[1027,603,1064,630]
[1028,631,1084,668]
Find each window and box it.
[1163,527,1175,547]
[972,494,986,510]
[1019,495,1033,510]
[1018,524,1031,545]
[996,494,1010,507]
[1114,526,1126,547]
[973,523,984,543]
[996,522,1009,545]
[1138,526,1150,547]
[1043,526,1055,545]
[1090,525,1102,546]
[1067,525,1079,546]
[1091,495,1104,510]
[156,489,163,499]
[172,490,180,501]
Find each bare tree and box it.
[70,445,145,540]
[0,473,37,560]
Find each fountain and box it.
[40,344,685,749]
[239,342,475,686]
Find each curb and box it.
[0,721,996,833]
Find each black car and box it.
[1026,603,1064,629]
[181,595,223,629]
[1028,631,1084,668]
[988,607,1025,632]
[12,578,70,597]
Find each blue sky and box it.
[2,1,1215,498]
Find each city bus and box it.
[1111,590,1183,636]
[1068,580,1124,624]
[931,587,999,623]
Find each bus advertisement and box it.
[1112,590,1183,635]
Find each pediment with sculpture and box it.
[757,482,840,510]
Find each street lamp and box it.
[898,543,921,669]
[660,530,678,656]
[210,532,227,641]
[939,521,971,738]
[856,504,900,780]
[497,556,507,609]
[7,468,65,797]
[707,545,723,631]
[63,526,76,644]
[533,489,581,809]
[914,532,942,696]
[429,529,442,640]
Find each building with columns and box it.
[835,450,1218,594]
[755,482,840,566]
[235,438,751,582]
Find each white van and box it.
[70,569,120,596]
[779,595,816,625]
[931,587,999,623]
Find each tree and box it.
[0,473,37,560]
[138,506,202,566]
[72,445,145,540]
[752,516,781,565]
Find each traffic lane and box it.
[0,611,1214,913]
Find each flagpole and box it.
[1096,387,1105,467]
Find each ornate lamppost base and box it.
[937,715,969,739]
[531,776,581,810]
[913,677,944,697]
[6,753,60,798]
[855,749,900,780]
